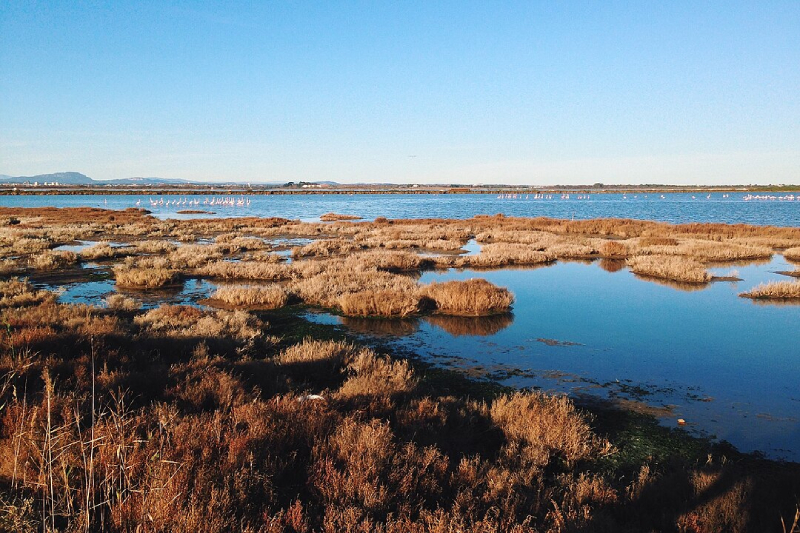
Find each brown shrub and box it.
[113,265,180,288]
[28,250,78,270]
[320,212,363,221]
[209,285,290,310]
[277,338,362,367]
[678,241,772,262]
[338,290,422,318]
[344,250,429,272]
[80,242,132,260]
[739,281,800,300]
[464,243,555,268]
[292,239,363,258]
[11,237,51,253]
[421,279,514,316]
[132,239,178,254]
[168,244,226,268]
[0,278,55,308]
[638,236,679,247]
[292,264,418,310]
[105,293,141,311]
[197,260,291,281]
[491,392,612,468]
[337,349,415,399]
[627,255,712,284]
[598,240,628,257]
[784,247,800,262]
[134,305,263,339]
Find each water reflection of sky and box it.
[32,247,800,460]
[52,275,218,310]
[1,193,799,226]
[309,257,800,461]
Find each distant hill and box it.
[0,171,342,187]
[0,172,94,185]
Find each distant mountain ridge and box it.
[0,172,95,185]
[0,172,292,186]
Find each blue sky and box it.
[1,1,798,185]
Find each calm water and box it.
[1,192,799,226]
[308,257,800,461]
[8,193,800,459]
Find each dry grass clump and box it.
[0,277,55,308]
[338,289,422,318]
[677,241,772,262]
[214,234,268,252]
[208,284,290,310]
[196,260,291,280]
[292,263,419,310]
[1,300,120,340]
[167,243,226,268]
[0,258,20,274]
[79,242,132,260]
[344,250,430,272]
[320,212,363,221]
[463,243,555,268]
[275,338,365,384]
[105,293,141,311]
[598,240,628,257]
[784,247,800,262]
[491,392,612,468]
[291,238,363,258]
[27,250,78,270]
[113,264,180,288]
[241,249,285,263]
[638,236,679,247]
[739,281,800,300]
[134,304,263,339]
[547,242,598,258]
[276,338,362,366]
[627,255,712,284]
[11,237,52,253]
[378,238,466,251]
[421,279,514,316]
[132,239,178,254]
[337,348,416,398]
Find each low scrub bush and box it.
[337,349,416,399]
[464,243,555,267]
[105,293,141,311]
[739,281,800,300]
[113,265,180,288]
[784,247,800,262]
[627,255,712,283]
[209,285,290,309]
[28,250,78,270]
[197,260,291,280]
[338,289,422,317]
[421,279,514,316]
[0,277,55,308]
[491,392,612,468]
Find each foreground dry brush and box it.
[0,294,798,532]
[1,207,800,530]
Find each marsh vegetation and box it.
[0,206,799,531]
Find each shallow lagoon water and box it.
[308,257,800,461]
[1,192,799,226]
[50,274,218,310]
